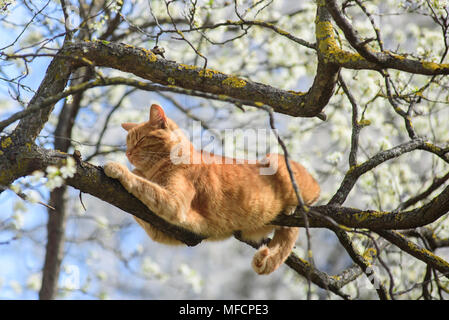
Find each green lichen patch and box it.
[353,210,388,223]
[140,48,157,62]
[198,68,222,78]
[346,164,361,175]
[424,142,442,153]
[1,137,12,149]
[422,61,442,72]
[167,77,175,85]
[177,64,198,71]
[177,64,223,79]
[287,90,306,96]
[315,21,334,40]
[362,247,377,263]
[358,119,371,127]
[222,76,247,88]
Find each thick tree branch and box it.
[2,139,449,295]
[324,0,449,75]
[39,66,93,300]
[61,40,334,119]
[10,49,73,144]
[275,185,449,230]
[2,140,449,243]
[329,138,428,205]
[0,143,204,246]
[376,230,449,279]
[2,76,316,132]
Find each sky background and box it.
[0,3,323,299]
[2,0,448,300]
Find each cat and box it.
[104,104,320,275]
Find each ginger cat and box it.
[104,104,320,275]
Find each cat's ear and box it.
[121,122,138,131]
[149,104,168,129]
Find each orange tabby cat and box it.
[104,104,320,274]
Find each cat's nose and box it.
[126,150,132,157]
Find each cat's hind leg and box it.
[239,226,274,245]
[252,226,299,275]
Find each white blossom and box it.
[142,257,169,281]
[45,175,64,191]
[326,151,343,165]
[60,157,76,179]
[26,273,41,291]
[178,263,203,294]
[29,170,45,184]
[45,165,59,177]
[11,210,24,229]
[94,216,109,229]
[23,189,40,204]
[0,0,15,15]
[9,280,22,294]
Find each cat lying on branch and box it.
[104,104,319,274]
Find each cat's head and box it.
[121,104,188,168]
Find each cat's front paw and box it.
[284,206,297,216]
[104,162,127,179]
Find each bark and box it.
[11,51,73,144]
[3,143,449,244]
[61,39,337,119]
[323,0,449,75]
[38,67,92,300]
[376,230,449,278]
[38,186,68,299]
[1,1,449,298]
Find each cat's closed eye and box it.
[134,136,146,147]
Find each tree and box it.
[0,0,448,300]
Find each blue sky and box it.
[0,1,340,299]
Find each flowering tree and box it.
[0,0,448,300]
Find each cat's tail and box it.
[251,226,299,275]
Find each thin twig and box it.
[259,104,315,299]
[0,184,55,211]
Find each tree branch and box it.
[0,143,205,246]
[39,66,93,300]
[329,138,427,205]
[397,171,449,211]
[9,49,73,144]
[3,138,449,296]
[2,140,449,243]
[275,185,449,230]
[61,40,333,119]
[234,232,360,299]
[324,0,449,75]
[332,228,389,300]
[376,230,449,279]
